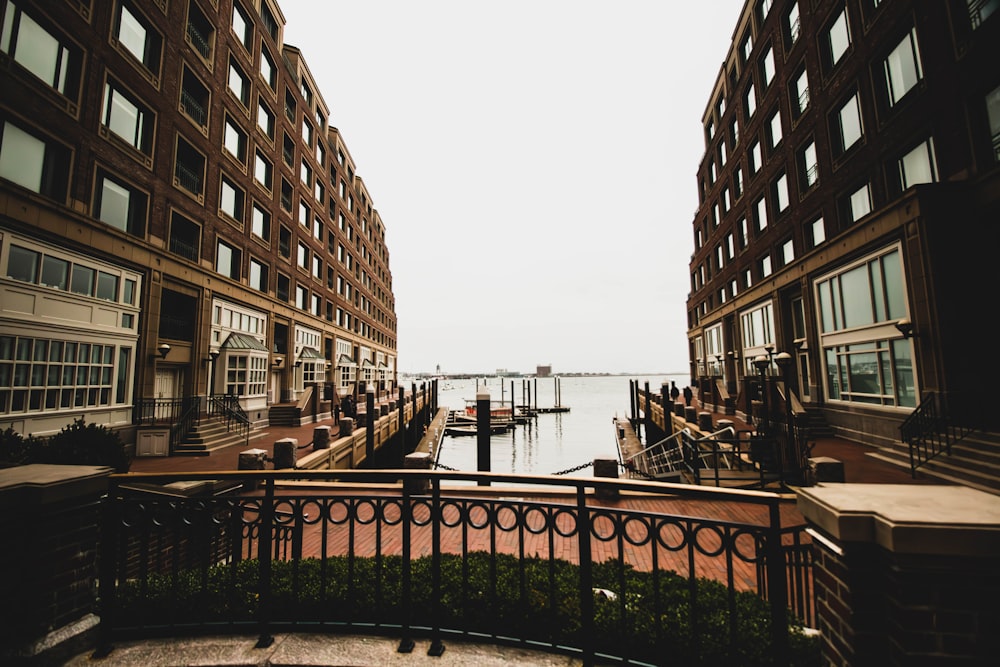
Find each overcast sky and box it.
[278,0,745,376]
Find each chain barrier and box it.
[619,460,658,481]
[433,462,460,471]
[551,461,593,476]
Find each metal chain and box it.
[619,460,657,481]
[551,461,594,476]
[434,462,460,471]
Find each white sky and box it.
[278,0,745,376]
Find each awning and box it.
[221,332,268,351]
[337,354,357,367]
[298,347,324,360]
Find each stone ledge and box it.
[0,464,112,509]
[795,483,1000,556]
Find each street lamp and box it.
[774,351,800,483]
[753,355,770,432]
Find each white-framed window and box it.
[761,47,775,87]
[225,355,267,397]
[826,8,851,68]
[216,239,240,279]
[0,119,70,200]
[115,2,161,73]
[836,93,863,154]
[775,172,789,212]
[94,169,148,237]
[898,138,937,188]
[249,257,267,292]
[102,81,153,155]
[801,140,818,188]
[848,183,872,222]
[251,203,270,240]
[884,28,923,106]
[224,116,247,162]
[220,175,245,222]
[228,58,250,107]
[815,245,914,407]
[811,217,826,246]
[0,2,81,97]
[257,100,275,140]
[740,302,774,352]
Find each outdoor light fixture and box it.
[774,351,792,369]
[273,357,283,367]
[156,343,171,359]
[205,349,220,364]
[294,360,303,368]
[895,318,915,339]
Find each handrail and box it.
[208,394,251,448]
[900,392,971,477]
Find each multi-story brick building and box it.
[686,1,999,456]
[0,0,397,449]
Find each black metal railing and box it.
[901,392,971,477]
[94,470,816,665]
[208,393,250,448]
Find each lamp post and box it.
[774,351,799,483]
[714,354,723,378]
[753,355,770,433]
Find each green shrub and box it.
[116,552,820,665]
[0,418,131,472]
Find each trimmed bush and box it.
[0,418,130,472]
[115,553,820,665]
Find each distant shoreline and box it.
[401,372,688,380]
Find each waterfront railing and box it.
[94,470,815,665]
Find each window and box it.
[94,170,147,237]
[312,254,322,279]
[884,29,923,107]
[898,138,937,189]
[730,118,739,146]
[775,173,789,212]
[792,68,809,117]
[782,239,795,265]
[760,47,775,87]
[811,217,826,246]
[767,109,782,148]
[261,2,278,42]
[749,140,762,174]
[755,196,768,231]
[726,233,735,259]
[225,355,267,397]
[114,2,161,73]
[296,284,308,310]
[800,140,818,188]
[257,100,275,140]
[228,59,250,107]
[216,239,241,279]
[169,212,200,261]
[835,93,863,154]
[734,166,744,198]
[786,2,801,46]
[249,257,268,292]
[102,81,153,155]
[280,178,292,212]
[276,273,289,302]
[232,2,252,51]
[70,264,94,295]
[298,200,310,227]
[745,83,757,119]
[0,2,81,97]
[0,120,70,200]
[741,32,753,64]
[220,175,245,222]
[988,85,1000,161]
[314,180,324,203]
[848,183,872,222]
[259,47,276,89]
[300,159,312,186]
[816,247,913,407]
[825,8,851,68]
[298,241,309,269]
[761,255,772,278]
[284,88,297,122]
[278,225,291,258]
[174,136,205,197]
[185,0,214,61]
[254,150,272,190]
[967,0,999,29]
[251,203,270,241]
[301,80,313,106]
[739,217,748,248]
[302,120,313,146]
[180,66,210,129]
[316,141,325,166]
[223,116,247,163]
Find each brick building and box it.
[0,0,397,449]
[686,0,1000,456]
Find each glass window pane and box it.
[828,10,850,65]
[840,264,873,328]
[118,6,148,64]
[0,122,45,192]
[98,176,131,231]
[7,245,40,282]
[893,339,915,407]
[40,255,68,289]
[96,271,118,301]
[14,13,60,86]
[71,264,94,295]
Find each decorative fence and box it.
[95,470,816,665]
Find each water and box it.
[433,374,689,477]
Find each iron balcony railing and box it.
[94,470,816,666]
[900,391,972,476]
[208,393,250,448]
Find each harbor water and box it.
[433,374,689,477]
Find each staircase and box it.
[174,415,255,456]
[798,408,834,439]
[868,430,1000,495]
[268,403,301,427]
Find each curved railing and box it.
[94,470,814,665]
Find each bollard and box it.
[273,438,297,469]
[684,406,698,424]
[697,412,713,431]
[593,458,619,500]
[403,452,432,495]
[313,425,331,450]
[238,448,267,490]
[340,417,354,436]
[809,456,845,483]
[674,402,686,419]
